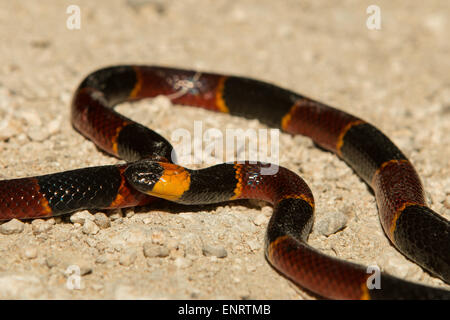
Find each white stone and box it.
[119,250,137,266]
[0,219,25,235]
[82,220,100,235]
[202,244,227,258]
[70,211,95,225]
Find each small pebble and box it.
[0,101,22,140]
[95,241,107,252]
[202,244,227,258]
[27,127,50,142]
[63,262,93,276]
[378,251,421,280]
[95,254,108,264]
[190,289,201,299]
[261,206,273,217]
[143,241,169,258]
[108,209,123,221]
[444,195,450,209]
[181,234,203,256]
[119,250,137,266]
[174,257,192,269]
[82,220,100,235]
[246,239,260,251]
[238,289,251,300]
[91,282,104,291]
[167,239,178,250]
[167,239,184,258]
[0,273,45,299]
[47,116,61,135]
[113,284,140,300]
[425,192,433,206]
[169,247,185,259]
[253,213,269,226]
[55,232,71,242]
[146,258,161,267]
[79,265,93,276]
[21,246,38,259]
[0,219,25,235]
[142,217,153,225]
[85,238,97,248]
[70,211,94,225]
[31,219,52,234]
[247,265,256,273]
[151,230,166,245]
[125,210,135,218]
[314,211,348,236]
[94,212,111,229]
[19,110,41,126]
[46,256,58,268]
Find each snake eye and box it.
[135,171,160,184]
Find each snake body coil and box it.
[0,66,448,299]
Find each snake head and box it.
[124,160,191,202]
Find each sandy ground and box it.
[0,0,448,299]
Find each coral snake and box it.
[0,66,449,299]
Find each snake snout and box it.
[124,160,165,194]
[124,160,191,201]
